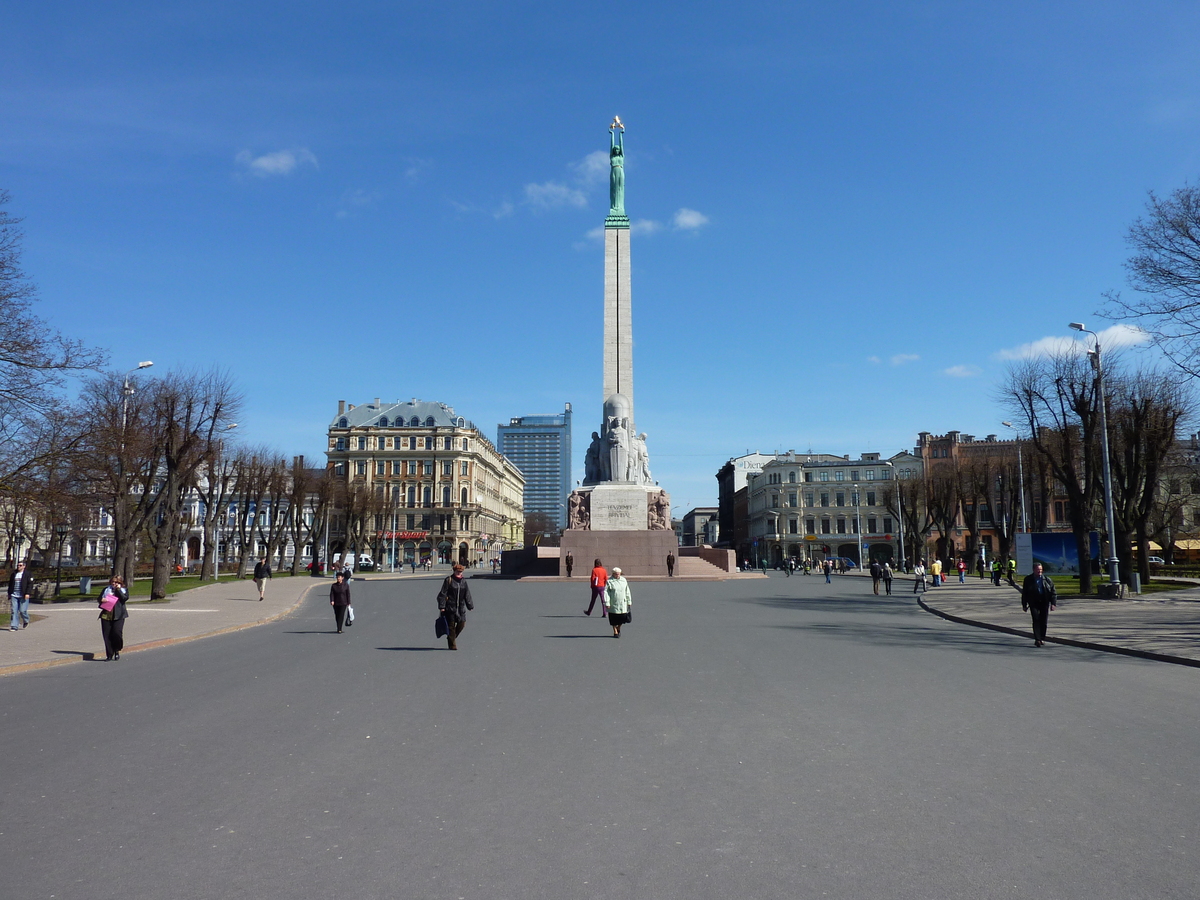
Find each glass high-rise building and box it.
[497,403,572,534]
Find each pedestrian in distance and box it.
[977,558,986,579]
[586,559,608,616]
[437,564,474,650]
[929,558,942,586]
[870,560,883,594]
[991,560,1002,586]
[565,552,574,578]
[784,558,791,577]
[253,556,272,601]
[823,559,832,584]
[98,575,129,661]
[605,567,632,637]
[1021,562,1057,647]
[957,558,966,583]
[882,561,894,595]
[1007,557,1018,587]
[330,571,351,633]
[913,561,928,593]
[666,552,675,577]
[7,559,33,631]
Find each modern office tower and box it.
[497,403,573,534]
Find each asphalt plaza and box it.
[2,571,1197,899]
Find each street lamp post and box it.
[884,462,906,569]
[853,483,863,570]
[54,523,70,597]
[1070,322,1120,590]
[1001,421,1029,533]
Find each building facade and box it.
[327,399,525,567]
[746,452,904,567]
[681,507,719,547]
[497,403,572,534]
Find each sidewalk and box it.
[0,575,333,676]
[910,576,1200,667]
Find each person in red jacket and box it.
[585,558,608,616]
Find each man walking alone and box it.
[1021,563,1057,647]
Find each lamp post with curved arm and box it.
[1001,421,1028,533]
[1069,323,1120,590]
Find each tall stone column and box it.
[603,221,633,413]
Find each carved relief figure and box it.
[567,491,591,530]
[583,432,605,485]
[631,432,652,485]
[647,489,670,531]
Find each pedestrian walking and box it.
[929,558,942,586]
[7,560,33,631]
[976,558,986,579]
[882,561,893,595]
[565,552,574,578]
[666,552,675,577]
[437,564,474,650]
[913,561,928,593]
[823,559,832,584]
[605,567,632,638]
[329,571,351,633]
[957,558,966,583]
[98,575,129,660]
[253,556,272,601]
[870,560,883,594]
[1021,562,1057,647]
[1007,557,1018,587]
[784,558,792,577]
[586,559,608,616]
[991,560,1002,586]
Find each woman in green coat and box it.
[604,567,632,638]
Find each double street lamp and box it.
[1069,322,1120,590]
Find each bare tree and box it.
[229,447,272,578]
[1105,183,1200,377]
[252,454,291,568]
[882,473,929,566]
[925,467,960,565]
[1001,352,1105,593]
[284,458,331,575]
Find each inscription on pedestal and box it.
[589,485,653,531]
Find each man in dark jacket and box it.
[8,561,33,630]
[253,556,272,601]
[1021,563,1057,647]
[437,564,474,650]
[869,560,883,594]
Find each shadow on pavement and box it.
[51,649,95,660]
[740,595,915,615]
[375,646,441,652]
[544,634,614,639]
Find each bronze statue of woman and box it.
[609,126,625,214]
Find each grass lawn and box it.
[1047,574,1195,597]
[125,571,299,601]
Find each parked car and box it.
[1148,556,1165,565]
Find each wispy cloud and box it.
[335,188,381,219]
[944,364,982,378]
[890,353,919,366]
[572,150,609,186]
[235,147,318,177]
[867,355,882,364]
[524,181,587,210]
[631,219,662,235]
[994,324,1151,360]
[673,208,710,230]
[402,157,431,181]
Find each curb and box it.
[916,596,1200,669]
[0,583,321,678]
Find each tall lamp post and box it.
[852,483,863,570]
[1069,322,1120,589]
[1001,421,1029,533]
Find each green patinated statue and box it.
[609,118,625,214]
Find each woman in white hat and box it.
[604,567,632,638]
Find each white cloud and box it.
[630,219,662,235]
[572,150,610,185]
[236,147,318,177]
[994,323,1151,360]
[890,353,919,366]
[524,181,587,210]
[944,364,982,378]
[867,355,882,364]
[335,188,380,219]
[673,208,710,230]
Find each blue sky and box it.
[4,1,1199,511]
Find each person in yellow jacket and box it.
[929,558,943,586]
[604,567,632,638]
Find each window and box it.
[409,416,420,426]
[462,438,469,451]
[1054,500,1067,522]
[865,469,876,480]
[357,437,367,450]
[771,494,780,509]
[461,515,471,531]
[820,492,829,507]
[420,515,430,529]
[442,461,453,476]
[837,518,847,534]
[408,436,417,450]
[851,470,859,481]
[835,471,845,482]
[407,486,417,505]
[355,460,367,476]
[883,517,893,533]
[424,437,433,450]
[788,492,797,508]
[407,514,415,529]
[788,472,796,483]
[867,517,878,533]
[392,485,401,502]
[378,417,388,427]
[337,416,349,428]
[804,472,813,482]
[460,461,468,476]
[335,437,346,451]
[819,471,830,482]
[334,462,346,475]
[422,486,432,506]
[444,436,453,450]
[804,492,814,508]
[461,487,469,505]
[442,486,452,507]
[789,518,798,534]
[376,460,385,476]
[425,416,435,427]
[835,492,845,507]
[423,461,433,476]
[806,518,816,534]
[866,491,875,507]
[821,518,831,534]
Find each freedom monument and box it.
[556,117,679,575]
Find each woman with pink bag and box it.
[98,575,129,661]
